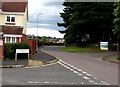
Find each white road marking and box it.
[59,61,110,85]
[53,82,59,84]
[28,81,59,84]
[82,82,84,84]
[93,77,98,80]
[44,82,50,83]
[82,71,87,74]
[83,77,90,80]
[28,81,34,83]
[77,69,82,72]
[89,80,94,83]
[86,73,92,76]
[77,73,83,76]
[94,83,98,84]
[73,71,79,74]
[60,61,83,71]
[69,69,74,71]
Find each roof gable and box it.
[2,2,28,12]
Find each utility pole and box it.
[36,13,42,52]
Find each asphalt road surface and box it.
[2,46,118,86]
[42,46,118,85]
[3,62,109,85]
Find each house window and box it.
[12,37,16,43]
[11,17,15,22]
[6,37,11,43]
[7,16,10,22]
[6,15,15,23]
[5,37,16,43]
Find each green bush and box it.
[117,56,120,60]
[4,42,29,60]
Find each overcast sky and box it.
[27,0,65,38]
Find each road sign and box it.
[16,49,29,53]
[15,49,29,61]
[100,42,108,50]
[0,40,3,46]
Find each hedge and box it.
[4,42,29,60]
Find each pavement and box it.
[1,47,58,68]
[1,46,119,68]
[100,52,119,64]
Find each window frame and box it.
[6,15,16,23]
[5,37,16,43]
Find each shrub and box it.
[117,56,120,60]
[4,42,29,60]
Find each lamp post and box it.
[36,13,42,52]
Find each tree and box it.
[58,2,116,47]
[113,1,120,39]
[113,1,120,51]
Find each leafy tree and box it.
[113,1,120,51]
[58,2,116,47]
[113,1,120,39]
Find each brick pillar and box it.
[0,39,4,60]
[26,39,36,56]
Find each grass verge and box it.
[60,47,104,53]
[117,56,120,60]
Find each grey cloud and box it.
[43,2,63,7]
[28,0,65,31]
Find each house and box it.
[0,0,28,43]
[0,0,36,60]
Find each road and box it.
[2,46,118,86]
[42,46,118,85]
[2,63,109,85]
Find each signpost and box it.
[0,40,3,46]
[100,42,108,50]
[15,49,29,61]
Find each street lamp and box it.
[36,13,42,52]
[37,13,42,37]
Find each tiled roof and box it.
[2,2,27,12]
[0,26,23,35]
[0,1,2,10]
